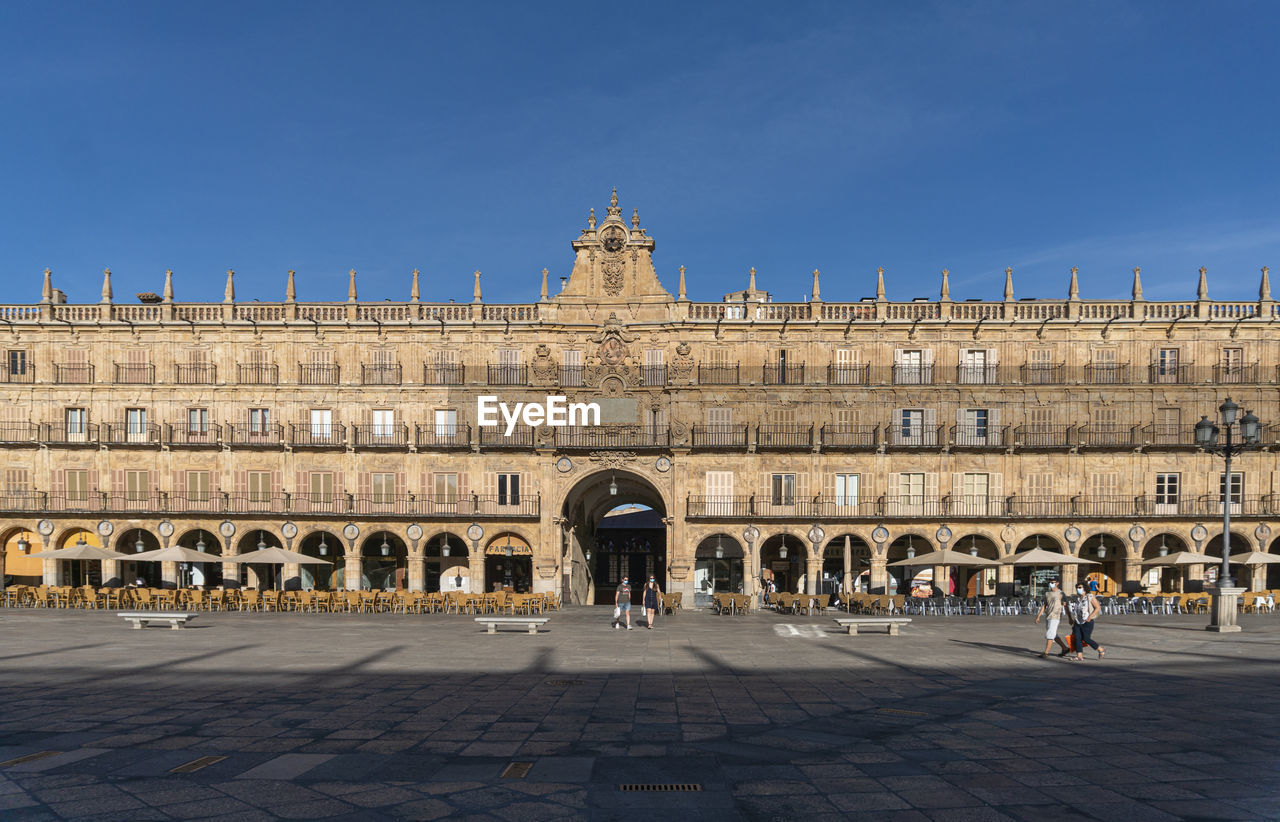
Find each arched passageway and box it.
[560,471,667,605]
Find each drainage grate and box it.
[619,784,703,792]
[501,761,534,779]
[0,751,60,768]
[545,679,581,686]
[876,708,928,717]
[170,755,227,774]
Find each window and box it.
[249,408,270,434]
[563,349,583,386]
[66,469,90,501]
[1026,348,1055,382]
[1220,472,1243,512]
[643,349,664,386]
[8,350,27,375]
[896,349,926,384]
[705,471,734,515]
[898,472,924,503]
[961,408,988,444]
[1090,473,1119,513]
[126,408,148,441]
[125,470,148,502]
[65,407,87,437]
[1221,347,1245,382]
[1027,473,1054,499]
[1092,347,1119,383]
[834,473,859,508]
[373,409,395,437]
[497,473,520,506]
[433,472,458,503]
[833,348,860,384]
[1156,348,1180,381]
[5,468,29,493]
[706,407,732,426]
[1155,407,1181,444]
[310,409,332,437]
[1155,473,1180,513]
[310,472,334,504]
[434,408,457,437]
[770,473,796,506]
[248,471,272,503]
[186,470,211,503]
[958,472,989,514]
[188,408,209,434]
[372,473,395,503]
[900,409,923,441]
[959,349,988,383]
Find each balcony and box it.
[560,365,585,386]
[642,365,667,387]
[819,424,878,449]
[415,423,471,449]
[0,423,38,443]
[166,422,221,446]
[424,363,465,385]
[174,363,217,384]
[827,364,869,385]
[955,364,999,384]
[1076,425,1138,448]
[237,363,279,385]
[1149,363,1191,384]
[1215,363,1257,384]
[351,423,409,448]
[762,364,806,385]
[1141,423,1195,447]
[53,363,94,384]
[1020,364,1064,384]
[100,422,162,445]
[1086,363,1129,384]
[299,363,340,385]
[892,365,932,385]
[480,424,535,448]
[697,363,739,385]
[42,423,99,445]
[487,364,527,386]
[950,424,1008,448]
[755,424,812,449]
[113,363,155,384]
[289,422,347,448]
[555,425,669,449]
[1,362,34,383]
[361,363,402,385]
[224,423,285,447]
[886,424,942,447]
[1011,425,1073,448]
[691,424,748,449]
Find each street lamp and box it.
[1195,397,1262,633]
[609,473,618,496]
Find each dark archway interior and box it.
[561,470,667,605]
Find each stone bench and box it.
[119,611,198,630]
[475,616,549,635]
[833,617,912,636]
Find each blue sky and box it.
[2,1,1278,305]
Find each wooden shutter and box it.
[52,470,66,498]
[89,469,99,494]
[458,471,469,500]
[923,407,938,445]
[173,470,186,498]
[358,472,371,498]
[395,471,405,496]
[112,469,124,495]
[925,472,939,504]
[797,472,810,501]
[334,471,345,495]
[234,470,247,497]
[952,472,964,498]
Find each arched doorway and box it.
[885,533,934,596]
[236,530,283,589]
[425,532,468,592]
[1142,533,1190,592]
[1204,531,1254,588]
[360,531,408,591]
[560,471,667,606]
[175,528,223,588]
[759,533,806,594]
[484,532,533,593]
[1010,534,1068,596]
[298,530,339,590]
[2,526,45,587]
[1078,533,1126,594]
[115,528,162,587]
[821,535,872,594]
[953,534,1000,597]
[694,533,744,606]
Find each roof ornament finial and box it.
[1132,266,1143,300]
[539,267,549,301]
[1003,267,1014,301]
[1197,266,1208,300]
[473,269,482,303]
[631,207,639,229]
[285,269,296,302]
[748,267,757,292]
[588,207,596,231]
[939,268,950,300]
[1261,266,1271,301]
[222,269,234,303]
[678,265,687,300]
[811,269,821,301]
[41,267,53,303]
[875,267,886,300]
[163,268,174,302]
[607,186,621,218]
[1068,266,1079,299]
[101,267,114,303]
[410,269,420,302]
[347,268,358,302]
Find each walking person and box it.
[1070,583,1106,660]
[613,576,633,630]
[1034,580,1071,658]
[642,576,662,628]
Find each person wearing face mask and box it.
[643,575,663,629]
[1069,583,1106,661]
[1034,580,1071,659]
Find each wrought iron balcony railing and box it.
[826,364,869,385]
[166,422,221,446]
[298,363,340,385]
[100,422,162,445]
[691,424,748,448]
[697,363,739,385]
[237,363,279,385]
[819,424,878,449]
[351,423,409,447]
[487,364,527,386]
[53,363,94,384]
[289,423,347,447]
[415,423,471,449]
[361,363,402,385]
[224,423,285,446]
[113,363,154,384]
[755,424,812,449]
[174,363,217,384]
[424,363,465,385]
[555,425,669,449]
[762,364,806,385]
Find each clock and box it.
[406,524,423,541]
[37,519,54,537]
[655,456,671,473]
[96,520,114,537]
[281,522,298,540]
[219,520,237,538]
[556,457,573,473]
[343,523,360,541]
[158,520,175,539]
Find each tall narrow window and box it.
[126,408,148,442]
[434,472,458,503]
[1156,348,1180,382]
[1154,473,1180,514]
[249,408,270,435]
[373,409,395,438]
[187,408,209,435]
[7,350,27,376]
[248,471,272,503]
[434,408,457,437]
[1219,472,1243,513]
[563,349,583,386]
[187,471,211,503]
[960,349,988,384]
[310,472,334,504]
[66,469,90,502]
[834,473,859,508]
[372,473,395,503]
[770,473,796,506]
[899,472,924,504]
[900,409,924,444]
[65,407,87,440]
[125,470,149,502]
[1221,347,1244,383]
[310,409,331,438]
[497,473,520,506]
[644,349,664,386]
[705,471,734,516]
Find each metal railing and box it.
[224,423,285,446]
[299,363,341,385]
[166,423,221,446]
[691,424,748,448]
[886,425,942,447]
[100,422,162,445]
[415,423,471,449]
[1020,364,1064,384]
[237,363,279,385]
[819,424,878,449]
[289,423,347,447]
[174,364,217,384]
[1,363,35,383]
[0,423,39,443]
[54,363,94,384]
[361,363,402,385]
[479,424,534,447]
[555,425,669,449]
[950,425,1008,447]
[560,364,585,386]
[487,364,527,386]
[351,423,409,447]
[762,364,806,385]
[642,365,667,387]
[424,363,465,385]
[1085,363,1129,384]
[0,491,542,518]
[113,363,155,384]
[755,424,812,449]
[826,364,869,385]
[892,365,933,385]
[697,363,739,385]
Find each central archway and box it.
[560,469,668,605]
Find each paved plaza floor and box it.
[0,606,1277,821]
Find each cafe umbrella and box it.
[889,547,1001,598]
[1002,543,1098,596]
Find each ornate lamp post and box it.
[1194,398,1262,632]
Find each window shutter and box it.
[235,470,246,496]
[923,407,938,444]
[824,472,835,496]
[759,470,771,498]
[89,470,99,494]
[358,472,371,498]
[335,471,345,495]
[990,472,1003,500]
[893,349,903,366]
[272,471,281,498]
[923,349,934,367]
[52,470,65,498]
[295,471,305,495]
[952,472,964,498]
[112,469,124,495]
[797,473,810,501]
[888,472,900,499]
[484,472,496,497]
[892,408,903,439]
[173,470,186,497]
[925,472,938,502]
[458,472,469,509]
[987,347,998,366]
[420,471,429,496]
[396,471,405,496]
[989,407,1001,437]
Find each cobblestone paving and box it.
[0,607,1277,821]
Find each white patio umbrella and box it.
[130,545,227,564]
[1003,548,1099,566]
[1227,550,1280,566]
[229,546,331,565]
[888,548,1000,567]
[26,544,131,561]
[1140,550,1217,566]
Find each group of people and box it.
[612,575,663,629]
[1035,579,1107,661]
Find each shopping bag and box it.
[613,606,621,620]
[1065,634,1077,652]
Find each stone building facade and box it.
[2,190,1279,602]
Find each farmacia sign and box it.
[477,395,601,436]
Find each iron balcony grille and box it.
[1149,363,1191,384]
[237,363,279,385]
[0,423,39,443]
[1215,363,1257,384]
[54,363,94,384]
[1,363,35,383]
[1140,423,1198,447]
[642,365,667,386]
[480,424,535,447]
[762,364,806,385]
[100,423,162,445]
[1076,425,1138,447]
[166,422,221,446]
[174,364,217,384]
[691,424,748,448]
[1020,364,1064,384]
[755,424,812,449]
[42,423,99,445]
[1011,425,1073,448]
[698,363,739,385]
[950,425,1008,447]
[289,423,346,447]
[555,425,669,449]
[1086,363,1129,384]
[351,423,409,447]
[886,425,942,447]
[424,363,465,385]
[955,364,1000,384]
[561,365,585,386]
[224,423,285,446]
[299,363,340,385]
[819,424,878,449]
[361,363,402,385]
[893,364,933,385]
[415,423,471,449]
[827,364,869,385]
[487,364,527,386]
[113,363,155,384]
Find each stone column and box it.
[283,562,301,590]
[743,541,757,600]
[344,551,362,591]
[468,544,484,594]
[869,557,888,594]
[43,557,59,586]
[1061,563,1078,591]
[408,553,425,592]
[842,535,853,595]
[221,558,240,587]
[161,561,178,589]
[1249,565,1266,592]
[1124,558,1143,590]
[101,558,121,587]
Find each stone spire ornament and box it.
[1068,266,1079,299]
[875,267,886,300]
[811,269,821,301]
[223,269,235,303]
[286,270,296,302]
[410,269,420,303]
[539,268,549,301]
[101,267,113,302]
[1132,267,1143,300]
[1003,267,1014,301]
[473,270,482,302]
[587,208,596,231]
[347,269,358,302]
[1197,266,1208,300]
[678,265,687,300]
[748,267,757,293]
[41,268,52,303]
[607,187,621,218]
[631,208,640,230]
[1260,266,1271,300]
[940,268,950,300]
[163,269,174,302]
